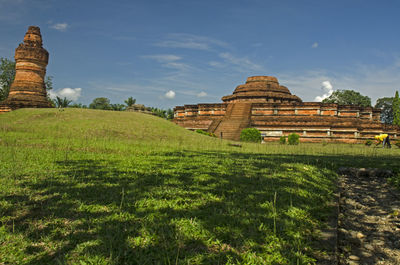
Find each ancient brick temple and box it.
[173,76,399,143]
[0,26,52,113]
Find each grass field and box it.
[1,108,399,264]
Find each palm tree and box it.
[124,97,136,107]
[55,96,72,108]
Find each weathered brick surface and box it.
[174,76,400,142]
[0,26,52,113]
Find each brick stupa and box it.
[221,76,302,104]
[174,76,400,143]
[0,26,52,113]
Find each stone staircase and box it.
[208,119,222,133]
[213,103,252,141]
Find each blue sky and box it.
[1,0,400,108]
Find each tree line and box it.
[322,89,400,126]
[1,57,399,124]
[66,96,174,120]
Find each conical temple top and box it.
[222,76,302,103]
[23,26,43,46]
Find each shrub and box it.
[195,129,216,137]
[195,129,207,135]
[395,141,400,148]
[365,140,373,146]
[287,133,300,145]
[208,132,217,137]
[240,128,262,143]
[279,135,286,144]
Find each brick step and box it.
[218,123,248,127]
[212,102,252,140]
[218,127,242,129]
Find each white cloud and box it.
[208,61,223,68]
[219,52,264,72]
[311,42,319,48]
[50,23,68,31]
[156,33,228,51]
[280,57,400,104]
[314,81,334,102]
[164,62,191,71]
[197,91,207,97]
[142,54,181,63]
[49,88,82,101]
[143,54,192,72]
[165,90,176,99]
[279,70,335,102]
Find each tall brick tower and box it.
[0,26,52,113]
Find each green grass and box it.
[0,108,399,264]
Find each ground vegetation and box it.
[0,109,399,264]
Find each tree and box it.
[375,97,394,124]
[89,97,111,110]
[45,76,53,91]
[111,103,126,111]
[151,107,167,118]
[166,108,174,120]
[322,89,371,107]
[54,96,72,108]
[393,91,400,126]
[69,103,87,108]
[0,58,16,101]
[124,97,136,107]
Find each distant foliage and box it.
[54,96,72,108]
[375,97,394,124]
[195,129,216,137]
[166,109,174,120]
[89,97,112,110]
[0,58,16,101]
[393,91,400,126]
[322,89,371,107]
[69,103,87,108]
[111,104,126,111]
[279,135,286,144]
[151,107,166,118]
[151,107,174,120]
[45,76,53,91]
[365,140,373,146]
[287,133,300,145]
[240,128,262,143]
[124,97,136,107]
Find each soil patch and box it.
[337,168,400,265]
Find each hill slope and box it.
[0,109,399,264]
[0,108,223,152]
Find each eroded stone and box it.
[0,26,52,113]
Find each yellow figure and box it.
[374,134,391,148]
[374,134,388,142]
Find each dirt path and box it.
[337,168,400,265]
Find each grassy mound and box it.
[0,109,399,264]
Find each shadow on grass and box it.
[1,151,399,264]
